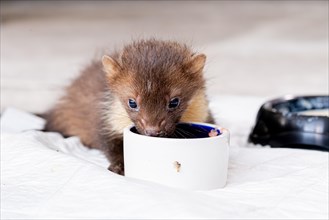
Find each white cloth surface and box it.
[1,96,328,219]
[0,108,46,133]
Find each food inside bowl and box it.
[130,123,221,139]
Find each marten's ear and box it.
[102,55,121,79]
[187,54,206,74]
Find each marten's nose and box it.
[144,126,161,136]
[140,118,164,136]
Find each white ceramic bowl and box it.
[123,122,230,190]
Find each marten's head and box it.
[102,39,207,137]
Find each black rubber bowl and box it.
[249,95,329,151]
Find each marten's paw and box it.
[108,162,124,175]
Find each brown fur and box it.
[45,39,214,175]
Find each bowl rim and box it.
[124,122,229,142]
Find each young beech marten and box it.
[45,39,214,175]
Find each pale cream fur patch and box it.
[180,89,209,123]
[104,96,133,135]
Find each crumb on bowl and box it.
[173,161,181,172]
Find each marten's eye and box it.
[128,99,138,110]
[168,98,180,109]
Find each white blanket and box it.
[1,96,328,219]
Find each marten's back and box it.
[45,61,107,148]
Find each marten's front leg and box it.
[101,135,125,175]
[108,157,124,175]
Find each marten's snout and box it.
[144,126,162,137]
[140,118,167,137]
